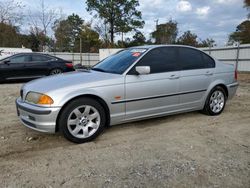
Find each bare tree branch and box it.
[0,0,24,25]
[28,0,59,36]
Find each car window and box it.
[178,47,205,70]
[10,55,31,63]
[32,55,51,62]
[128,47,178,74]
[93,48,147,74]
[202,53,215,68]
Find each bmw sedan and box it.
[16,45,238,143]
[0,53,74,82]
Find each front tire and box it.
[202,86,227,116]
[58,98,106,143]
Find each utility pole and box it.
[80,37,82,65]
[155,19,159,30]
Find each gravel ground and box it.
[0,74,249,188]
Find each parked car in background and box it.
[16,45,238,143]
[0,53,74,82]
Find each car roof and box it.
[130,44,199,50]
[13,52,54,56]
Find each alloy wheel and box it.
[67,105,101,139]
[209,90,225,113]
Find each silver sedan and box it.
[16,45,238,143]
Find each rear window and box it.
[178,47,205,70]
[32,55,51,62]
[202,53,215,68]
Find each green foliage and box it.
[54,20,72,51]
[86,0,144,44]
[54,14,101,52]
[152,20,178,44]
[0,23,20,47]
[229,20,250,44]
[177,30,199,47]
[54,14,84,52]
[199,38,216,47]
[121,31,146,47]
[244,0,250,17]
[245,0,250,7]
[74,24,101,53]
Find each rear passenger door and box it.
[178,47,215,109]
[125,47,180,120]
[25,54,51,77]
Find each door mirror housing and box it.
[135,66,150,75]
[3,60,10,64]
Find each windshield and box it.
[92,48,147,74]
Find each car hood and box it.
[22,70,124,94]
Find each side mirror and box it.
[135,66,150,75]
[3,60,10,64]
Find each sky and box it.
[20,0,248,46]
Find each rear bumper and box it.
[16,97,61,133]
[227,82,239,100]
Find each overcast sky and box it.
[22,0,248,46]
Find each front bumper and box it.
[227,82,239,100]
[16,97,61,133]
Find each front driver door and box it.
[124,47,180,121]
[0,54,31,80]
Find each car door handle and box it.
[205,71,213,76]
[169,75,180,79]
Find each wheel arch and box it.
[216,84,228,98]
[202,81,229,108]
[55,94,110,132]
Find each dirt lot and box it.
[0,74,249,188]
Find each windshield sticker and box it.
[132,52,141,57]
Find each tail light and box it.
[65,63,73,68]
[234,70,238,81]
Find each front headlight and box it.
[25,92,54,105]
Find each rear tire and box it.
[58,98,106,143]
[202,86,227,116]
[50,68,62,75]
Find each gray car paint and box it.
[16,45,238,133]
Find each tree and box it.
[131,31,146,45]
[67,14,84,46]
[29,0,58,37]
[0,0,24,25]
[0,22,20,47]
[199,38,216,47]
[28,0,59,51]
[86,0,144,44]
[229,20,250,44]
[152,20,178,44]
[74,24,101,53]
[54,20,72,51]
[177,30,199,47]
[94,20,111,47]
[244,0,250,17]
[28,27,50,51]
[245,0,250,6]
[54,14,101,52]
[54,14,84,52]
